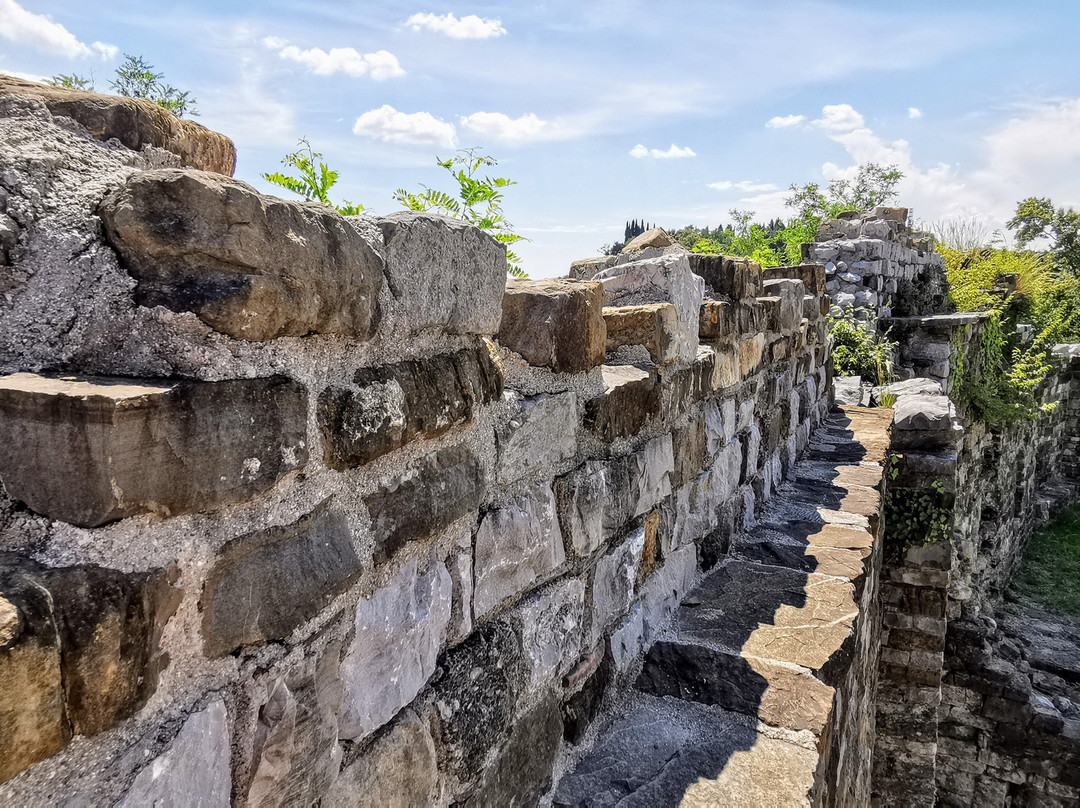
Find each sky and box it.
[3,0,1080,277]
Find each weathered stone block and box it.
[590,528,646,643]
[496,391,578,485]
[377,211,508,335]
[0,553,181,783]
[499,278,606,373]
[363,446,484,564]
[1,75,236,174]
[584,364,660,440]
[595,254,705,364]
[99,169,384,340]
[118,698,231,807]
[466,696,563,807]
[247,644,345,806]
[201,502,361,657]
[323,709,438,808]
[473,482,566,619]
[319,345,501,469]
[339,558,451,740]
[622,227,677,252]
[688,254,762,300]
[0,373,309,528]
[432,622,527,777]
[509,578,586,691]
[604,303,679,364]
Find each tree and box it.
[1008,197,1080,274]
[262,139,363,216]
[786,163,903,221]
[394,149,527,277]
[110,54,197,118]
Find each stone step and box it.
[550,694,818,808]
[635,558,856,735]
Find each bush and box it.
[829,309,895,384]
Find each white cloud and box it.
[908,107,924,119]
[0,0,115,60]
[812,104,866,134]
[406,12,506,39]
[353,105,457,147]
[766,114,805,129]
[460,111,548,142]
[263,37,404,80]
[708,180,779,192]
[629,143,696,159]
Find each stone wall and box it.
[0,80,838,806]
[805,207,948,324]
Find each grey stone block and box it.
[496,391,578,484]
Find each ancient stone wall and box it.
[0,80,840,806]
[805,207,949,324]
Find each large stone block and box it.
[339,558,452,741]
[495,391,578,485]
[322,709,438,808]
[595,254,705,365]
[0,75,236,174]
[246,644,345,806]
[584,364,660,441]
[432,622,527,777]
[0,373,309,527]
[319,345,501,469]
[498,278,606,373]
[377,211,508,336]
[590,528,646,643]
[473,482,566,619]
[466,696,564,807]
[0,553,180,784]
[99,169,384,341]
[688,254,763,300]
[509,578,586,691]
[201,502,362,657]
[363,446,484,564]
[604,303,679,364]
[119,698,231,808]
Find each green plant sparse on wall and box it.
[262,139,364,216]
[109,54,198,117]
[884,467,953,563]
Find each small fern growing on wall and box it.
[262,139,364,216]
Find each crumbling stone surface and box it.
[318,345,502,469]
[0,75,236,175]
[0,373,309,527]
[499,278,606,373]
[99,168,385,341]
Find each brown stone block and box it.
[200,502,362,657]
[698,299,732,340]
[688,254,762,299]
[0,373,309,527]
[583,365,659,440]
[499,278,605,373]
[0,553,181,783]
[0,74,236,174]
[603,303,678,364]
[318,345,501,469]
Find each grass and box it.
[1013,502,1080,614]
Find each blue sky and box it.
[3,1,1080,277]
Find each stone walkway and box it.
[552,406,892,807]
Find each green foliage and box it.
[48,73,94,90]
[1013,501,1080,615]
[110,54,197,117]
[787,163,903,221]
[1008,197,1080,273]
[884,476,952,563]
[829,308,896,384]
[394,149,527,277]
[262,139,364,216]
